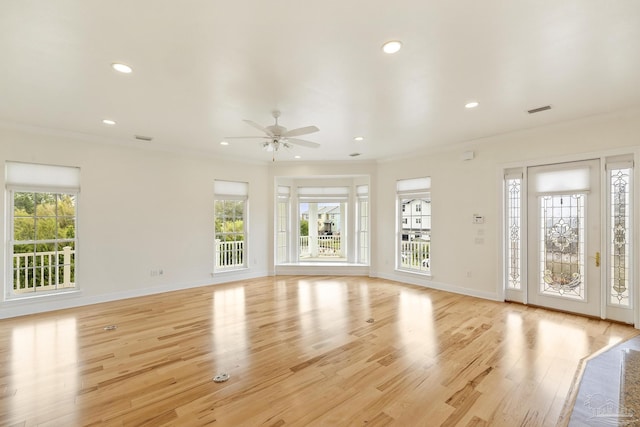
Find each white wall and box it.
[375,108,640,300]
[0,126,270,318]
[2,108,639,318]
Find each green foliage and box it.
[214,199,245,242]
[300,219,309,236]
[12,192,77,290]
[13,192,76,252]
[216,220,245,241]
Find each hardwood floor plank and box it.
[0,275,637,426]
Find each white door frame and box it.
[499,148,639,327]
[526,159,601,317]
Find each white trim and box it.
[0,269,268,320]
[499,146,640,327]
[275,264,369,276]
[374,271,500,301]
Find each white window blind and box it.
[534,168,590,193]
[297,187,349,196]
[214,180,248,196]
[397,177,430,193]
[297,186,349,201]
[277,186,290,195]
[6,161,80,191]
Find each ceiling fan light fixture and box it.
[382,40,402,54]
[111,63,133,74]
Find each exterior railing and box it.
[13,246,75,293]
[215,240,245,269]
[400,240,430,270]
[300,236,309,256]
[299,235,342,258]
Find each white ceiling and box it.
[1,1,639,163]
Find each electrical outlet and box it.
[473,214,485,224]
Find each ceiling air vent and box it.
[349,153,361,157]
[134,135,153,142]
[527,105,551,114]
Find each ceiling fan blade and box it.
[243,119,274,136]
[223,136,270,139]
[282,125,319,138]
[286,138,320,148]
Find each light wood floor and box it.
[0,276,637,426]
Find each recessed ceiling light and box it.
[294,155,301,159]
[354,136,365,141]
[220,141,229,146]
[465,101,479,109]
[382,40,402,54]
[102,119,116,125]
[111,63,133,74]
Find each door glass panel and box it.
[506,178,522,289]
[610,168,631,306]
[539,194,585,300]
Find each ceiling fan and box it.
[225,110,320,159]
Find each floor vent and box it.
[213,373,230,383]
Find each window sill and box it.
[212,266,249,275]
[395,268,432,278]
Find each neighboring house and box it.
[300,204,341,235]
[401,199,431,241]
[318,205,340,235]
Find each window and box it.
[275,178,370,266]
[6,162,79,298]
[214,180,248,270]
[504,171,522,290]
[356,185,369,264]
[397,177,431,273]
[276,186,290,264]
[297,186,348,260]
[607,158,633,307]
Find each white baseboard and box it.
[374,271,501,301]
[275,263,369,276]
[0,269,268,319]
[1,268,498,319]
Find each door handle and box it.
[595,251,600,267]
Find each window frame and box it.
[214,180,249,272]
[5,162,80,300]
[356,185,369,264]
[396,177,431,275]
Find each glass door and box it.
[527,160,601,317]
